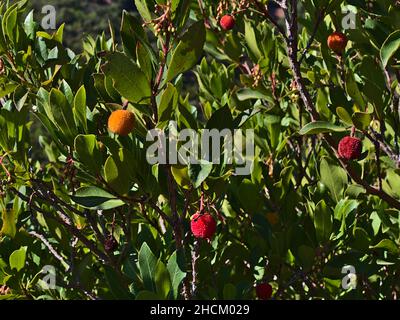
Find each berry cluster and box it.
[143,2,176,36]
[251,64,263,88]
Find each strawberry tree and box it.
[0,0,400,300]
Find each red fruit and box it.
[327,31,348,54]
[220,15,235,31]
[256,283,273,300]
[190,213,217,239]
[338,136,362,160]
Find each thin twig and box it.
[29,231,70,269]
[191,240,200,298]
[299,8,325,64]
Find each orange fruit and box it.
[107,110,135,136]
[327,31,348,54]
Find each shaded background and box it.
[28,0,136,51]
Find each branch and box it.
[365,129,400,168]
[10,187,110,262]
[280,0,400,210]
[151,32,171,123]
[147,200,173,225]
[191,240,200,298]
[29,231,70,270]
[197,0,211,29]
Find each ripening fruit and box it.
[190,213,217,239]
[256,283,273,300]
[266,212,279,226]
[327,31,348,54]
[104,235,118,252]
[107,110,135,136]
[220,15,235,31]
[338,136,362,160]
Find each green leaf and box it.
[103,52,151,103]
[171,165,191,189]
[1,209,16,238]
[371,239,399,255]
[104,265,133,299]
[0,81,18,99]
[351,228,370,252]
[380,30,400,68]
[352,111,371,130]
[334,199,359,220]
[74,134,103,174]
[4,7,18,44]
[138,242,157,292]
[166,21,205,81]
[53,23,65,44]
[73,85,88,133]
[236,88,274,103]
[158,83,178,123]
[49,88,77,144]
[134,0,152,23]
[13,85,29,112]
[103,154,132,195]
[314,200,333,243]
[336,107,353,125]
[121,10,155,61]
[320,158,347,202]
[299,121,347,135]
[167,251,186,299]
[345,70,367,110]
[155,260,171,299]
[71,186,125,210]
[383,170,400,199]
[9,246,27,272]
[188,160,213,189]
[244,20,262,60]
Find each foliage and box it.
[0,0,400,300]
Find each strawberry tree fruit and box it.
[256,283,273,300]
[107,110,135,136]
[220,15,235,31]
[327,31,348,54]
[338,136,363,161]
[190,213,217,239]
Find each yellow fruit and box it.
[266,212,279,226]
[107,110,135,136]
